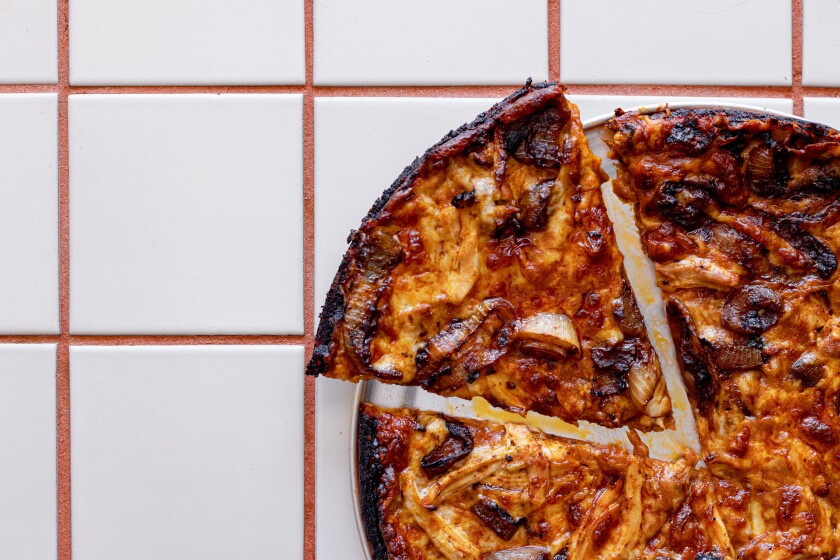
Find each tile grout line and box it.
[56,0,71,557]
[792,0,804,116]
[303,0,316,559]
[549,0,560,82]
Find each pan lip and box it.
[347,101,818,560]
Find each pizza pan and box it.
[347,102,810,560]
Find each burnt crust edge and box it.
[357,404,390,560]
[306,79,565,377]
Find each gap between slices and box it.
[307,81,672,432]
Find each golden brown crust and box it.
[608,108,840,558]
[358,404,735,560]
[308,82,671,431]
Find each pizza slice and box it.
[308,81,671,430]
[607,108,840,557]
[358,403,731,560]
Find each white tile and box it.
[0,94,59,334]
[804,97,840,131]
[0,344,57,559]
[561,0,791,86]
[803,0,840,86]
[71,345,304,560]
[316,378,369,560]
[314,97,496,318]
[569,95,794,121]
[70,94,303,335]
[0,0,57,84]
[70,0,304,85]
[313,0,547,85]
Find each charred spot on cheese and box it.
[591,340,639,375]
[666,115,714,154]
[770,219,837,278]
[471,498,524,540]
[649,179,713,230]
[420,420,473,478]
[452,189,477,209]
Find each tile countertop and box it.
[0,0,837,559]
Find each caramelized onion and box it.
[721,284,782,335]
[791,352,824,387]
[342,230,402,378]
[420,420,474,478]
[515,313,580,360]
[613,277,645,337]
[711,344,762,371]
[746,142,785,197]
[416,298,515,377]
[471,498,523,540]
[518,180,553,231]
[484,546,550,560]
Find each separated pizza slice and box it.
[607,108,840,558]
[357,404,731,560]
[307,82,671,430]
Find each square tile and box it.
[0,0,57,84]
[314,97,496,316]
[70,0,304,85]
[803,0,840,86]
[804,97,840,131]
[0,94,59,334]
[70,345,304,560]
[569,95,794,121]
[561,0,791,85]
[69,94,303,335]
[0,344,57,559]
[313,0,547,85]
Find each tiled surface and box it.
[313,0,548,85]
[69,0,305,85]
[0,2,837,560]
[803,0,840,86]
[0,0,57,84]
[561,0,792,86]
[804,97,840,130]
[0,344,57,559]
[70,345,304,560]
[69,94,304,335]
[0,94,59,334]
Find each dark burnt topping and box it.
[667,299,716,412]
[471,498,524,540]
[613,276,646,337]
[518,180,554,231]
[720,284,782,335]
[504,105,570,169]
[420,420,474,478]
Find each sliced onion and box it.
[712,344,763,371]
[515,313,580,360]
[627,362,668,416]
[417,298,514,374]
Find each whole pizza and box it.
[308,82,840,559]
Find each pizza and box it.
[307,82,671,431]
[358,403,736,560]
[607,109,840,557]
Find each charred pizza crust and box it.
[307,82,671,431]
[608,108,840,558]
[357,404,737,560]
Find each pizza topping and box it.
[613,277,645,337]
[745,140,786,198]
[483,546,550,560]
[720,284,782,335]
[416,298,515,379]
[471,498,523,540]
[504,106,568,169]
[711,342,763,372]
[656,255,742,291]
[790,351,824,387]
[420,420,474,478]
[342,230,403,378]
[518,180,554,231]
[649,180,712,230]
[591,340,638,375]
[515,313,580,360]
[667,299,716,412]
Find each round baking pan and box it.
[347,102,810,560]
